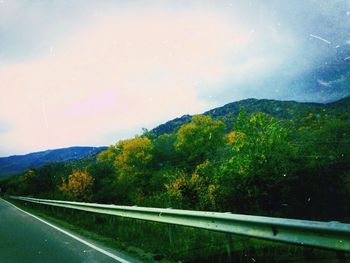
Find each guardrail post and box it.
[132,218,137,236]
[168,224,174,248]
[109,215,114,225]
[225,233,233,262]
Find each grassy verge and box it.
[5,197,347,263]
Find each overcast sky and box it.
[1,0,350,156]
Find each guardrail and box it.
[10,196,350,252]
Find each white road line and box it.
[1,198,131,263]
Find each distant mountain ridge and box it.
[0,146,107,177]
[151,96,350,136]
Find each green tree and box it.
[217,112,295,214]
[175,115,226,166]
[292,115,350,219]
[87,161,116,203]
[152,133,177,166]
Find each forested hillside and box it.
[151,97,350,135]
[1,97,349,221]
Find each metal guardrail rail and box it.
[10,196,350,252]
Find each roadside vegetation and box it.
[2,110,349,220]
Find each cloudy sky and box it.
[1,0,350,156]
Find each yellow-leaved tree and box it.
[113,136,153,203]
[59,170,94,201]
[115,136,153,177]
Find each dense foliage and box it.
[1,99,349,221]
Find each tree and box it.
[216,112,295,214]
[164,170,204,209]
[59,170,94,201]
[291,115,350,219]
[113,136,153,203]
[115,136,153,176]
[97,146,118,163]
[152,133,177,166]
[87,161,116,203]
[175,115,226,165]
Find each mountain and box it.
[151,96,350,136]
[0,146,107,178]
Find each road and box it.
[0,198,136,263]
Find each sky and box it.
[1,0,350,156]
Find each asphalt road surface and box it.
[0,198,136,263]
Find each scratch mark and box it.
[309,34,331,45]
